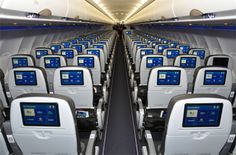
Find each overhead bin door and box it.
[173,0,236,17]
[0,0,69,17]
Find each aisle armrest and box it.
[137,98,145,129]
[130,72,134,88]
[133,82,138,103]
[96,98,104,129]
[144,130,157,155]
[106,73,110,88]
[103,82,108,104]
[85,130,98,155]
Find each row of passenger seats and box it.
[123,30,236,154]
[0,30,118,154]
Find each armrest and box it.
[85,130,97,155]
[133,82,138,103]
[96,98,104,129]
[128,65,133,77]
[142,146,148,155]
[130,72,134,88]
[144,130,157,155]
[229,83,236,104]
[108,64,112,77]
[137,98,145,129]
[102,83,108,104]
[106,73,110,88]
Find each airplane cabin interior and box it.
[0,0,236,154]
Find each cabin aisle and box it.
[102,37,139,155]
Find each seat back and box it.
[148,67,188,108]
[193,67,233,98]
[8,67,49,99]
[0,69,9,108]
[34,48,52,65]
[85,48,105,72]
[58,48,78,65]
[140,55,168,85]
[174,55,201,82]
[0,108,10,155]
[169,41,179,48]
[73,55,101,85]
[189,48,208,65]
[61,41,71,48]
[177,44,190,54]
[150,41,160,48]
[135,48,155,72]
[40,55,67,90]
[92,44,108,63]
[205,54,233,69]
[78,41,90,49]
[97,41,110,54]
[71,44,85,53]
[162,94,232,155]
[9,54,35,69]
[163,48,182,65]
[132,44,148,63]
[50,44,62,54]
[53,67,93,109]
[130,40,142,53]
[155,44,169,54]
[10,94,80,155]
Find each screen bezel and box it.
[193,50,205,59]
[77,57,95,68]
[93,45,104,49]
[157,70,181,85]
[212,57,229,68]
[182,103,223,127]
[180,57,197,68]
[20,102,60,127]
[140,49,154,58]
[44,57,61,68]
[60,70,84,85]
[14,70,37,86]
[87,50,100,57]
[71,45,83,52]
[61,50,74,59]
[12,57,28,68]
[35,50,49,59]
[203,70,227,85]
[166,50,180,59]
[146,57,163,68]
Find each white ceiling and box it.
[86,0,154,22]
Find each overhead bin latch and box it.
[26,13,40,18]
[202,13,216,19]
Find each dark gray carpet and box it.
[103,38,138,155]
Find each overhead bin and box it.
[126,0,236,24]
[0,0,114,24]
[0,0,68,17]
[67,0,87,20]
[173,0,236,17]
[128,0,175,23]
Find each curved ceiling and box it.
[86,0,154,22]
